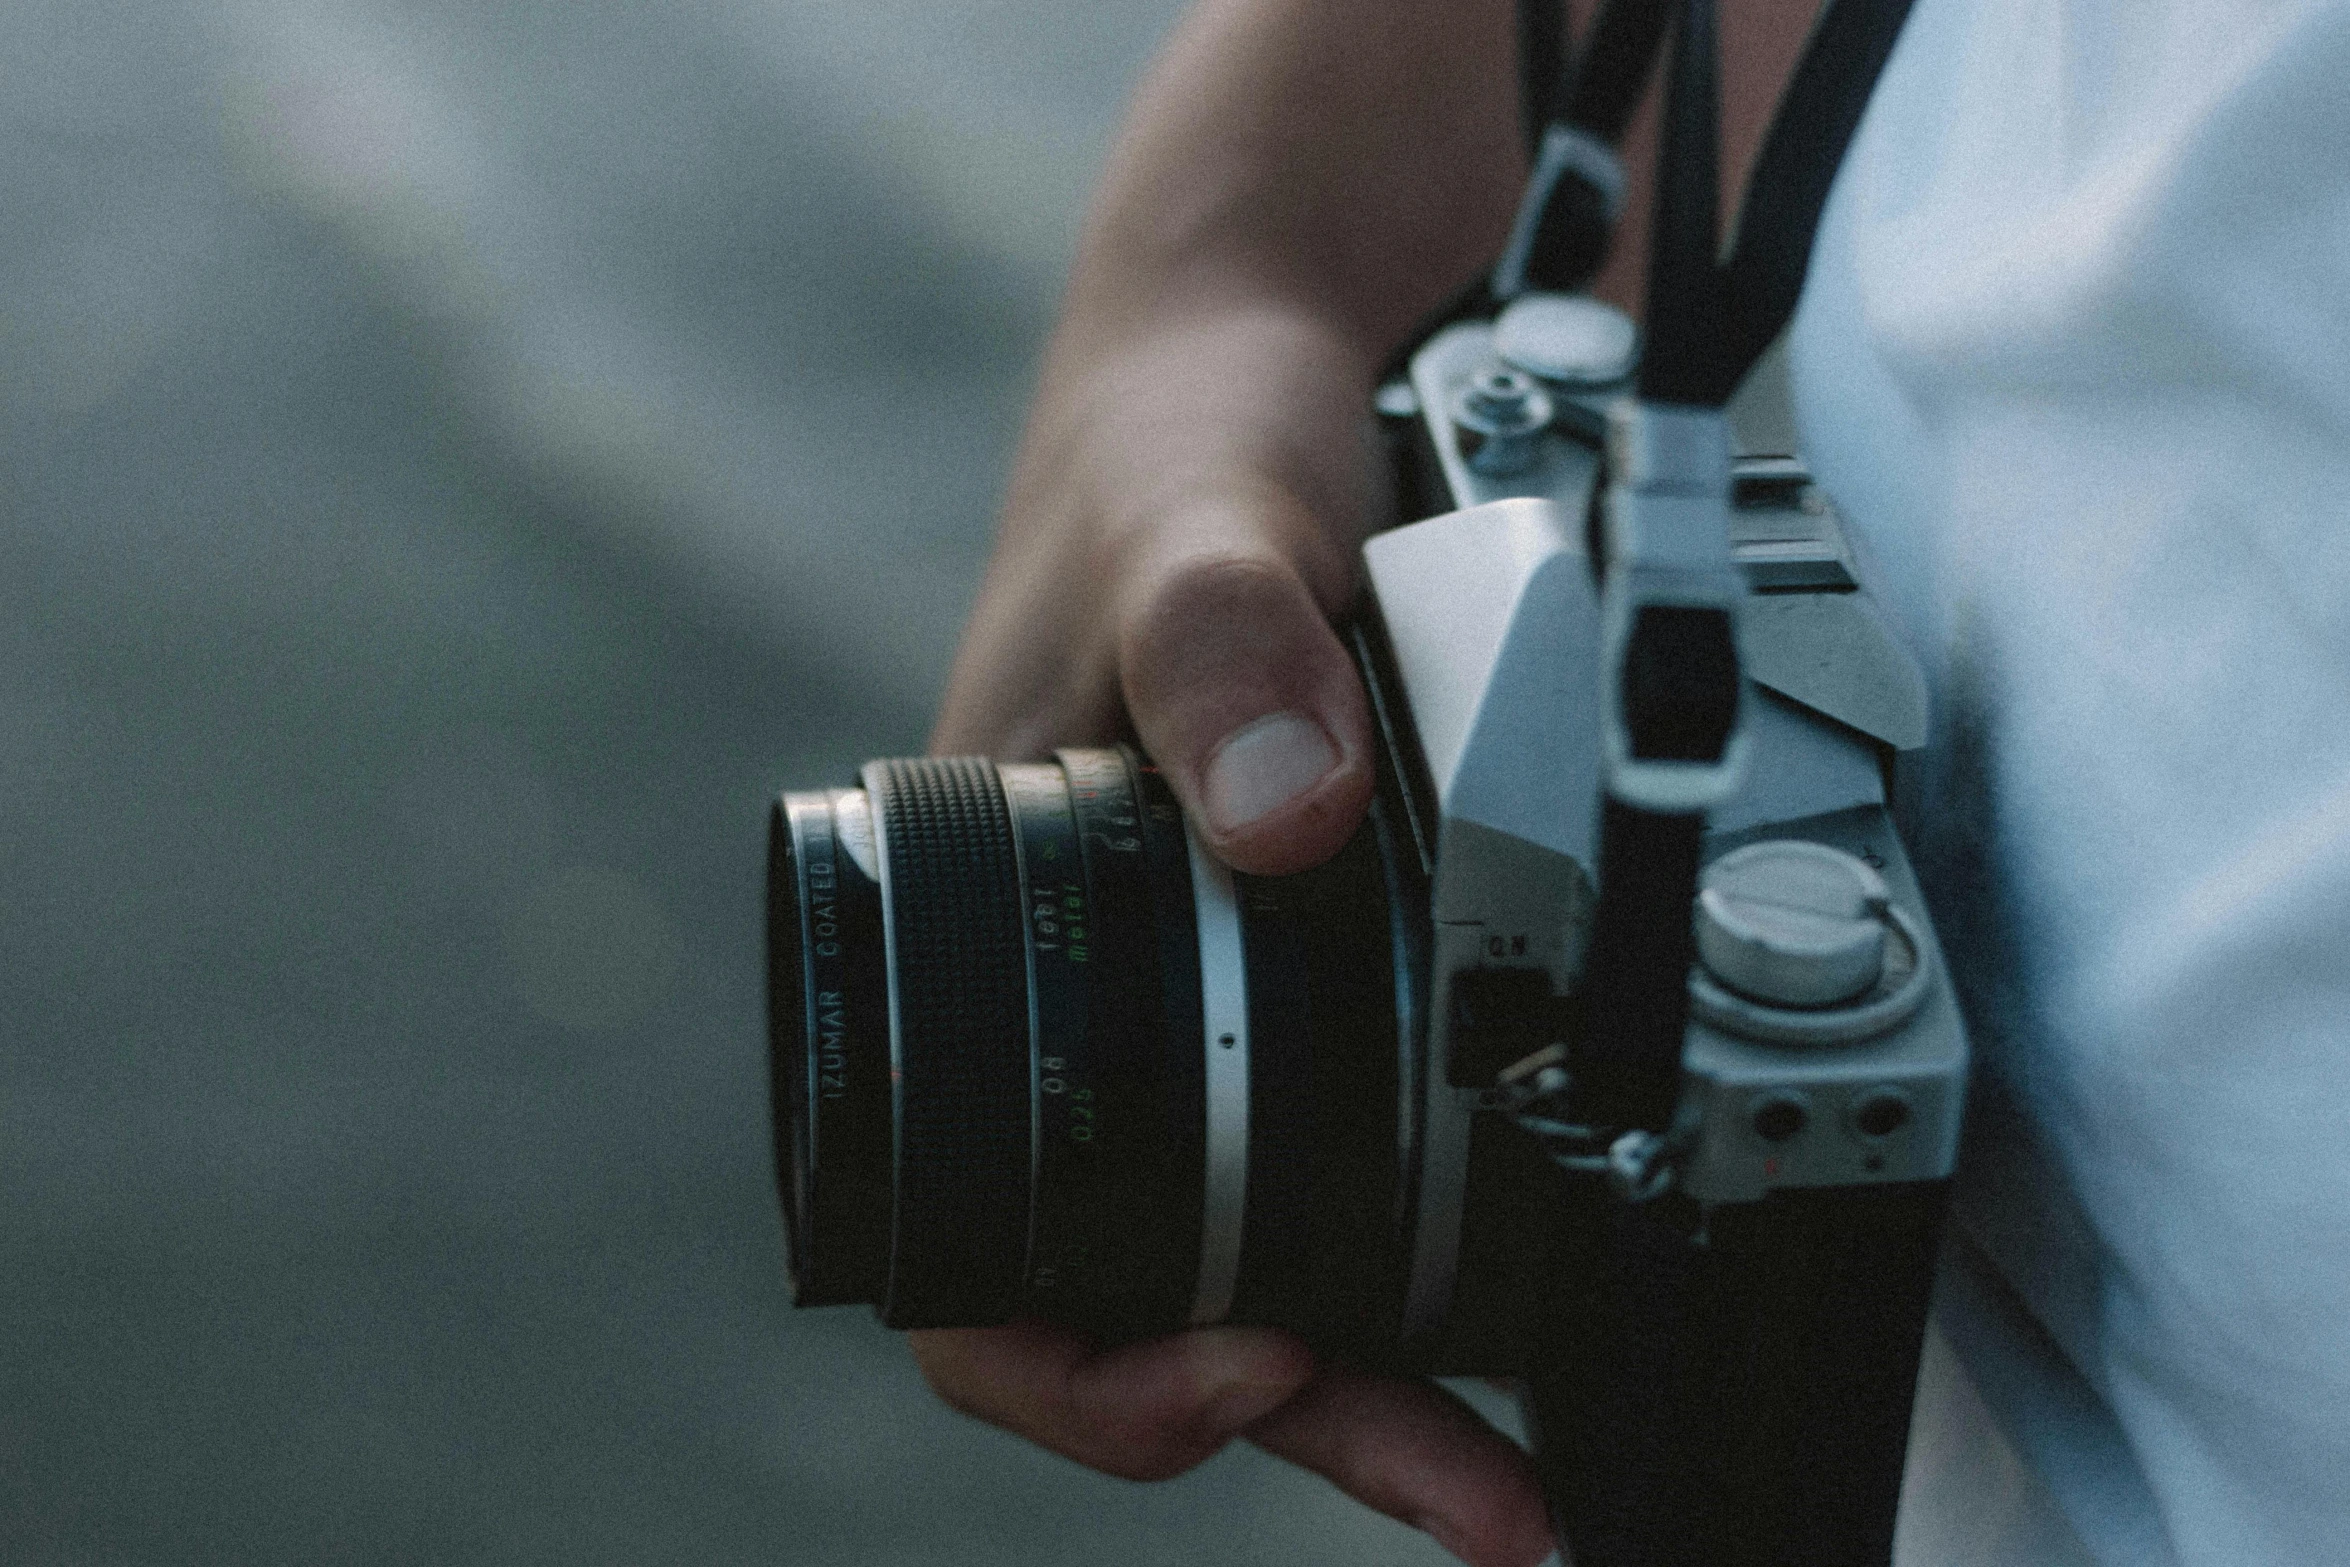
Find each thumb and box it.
[1118,514,1375,878]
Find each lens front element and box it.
[769,789,891,1306]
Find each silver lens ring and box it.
[1186,823,1250,1326]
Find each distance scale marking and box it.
[1001,763,1100,1302]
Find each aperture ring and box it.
[865,757,1031,1328]
[1000,763,1097,1307]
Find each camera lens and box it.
[768,745,1430,1346]
[771,749,1207,1333]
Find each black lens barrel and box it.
[771,750,1212,1333]
[1012,751,1202,1335]
[769,746,1421,1348]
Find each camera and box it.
[767,0,1955,1549]
[769,287,1966,1561]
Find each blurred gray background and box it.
[0,2,1492,1561]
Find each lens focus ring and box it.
[864,757,1032,1328]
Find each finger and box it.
[911,1321,1315,1482]
[930,522,1122,761]
[1118,514,1375,877]
[1247,1367,1555,1567]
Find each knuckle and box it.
[1119,557,1326,726]
[1131,550,1304,644]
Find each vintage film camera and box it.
[768,0,1957,1561]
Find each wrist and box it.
[1015,298,1386,605]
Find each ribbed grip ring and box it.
[865,757,1032,1328]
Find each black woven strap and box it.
[1518,0,1570,159]
[1509,0,1913,333]
[1555,0,1677,140]
[1712,0,1918,395]
[1569,802,1706,1131]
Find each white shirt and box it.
[1790,0,2350,1560]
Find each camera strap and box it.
[1502,11,1942,1567]
[1501,0,1915,324]
[1538,0,1914,1138]
[1496,0,1674,296]
[1387,0,1682,373]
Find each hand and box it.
[934,0,1526,873]
[931,301,1382,877]
[907,0,1840,1538]
[913,1322,1552,1567]
[916,2,1549,1559]
[921,303,1551,1567]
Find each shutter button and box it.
[1696,840,1889,1008]
[1451,368,1554,475]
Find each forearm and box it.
[1061,0,1527,358]
[978,0,1529,655]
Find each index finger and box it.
[911,1323,1555,1567]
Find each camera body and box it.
[767,291,1967,1564]
[1370,305,1965,1359]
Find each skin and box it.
[919,2,1820,1562]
